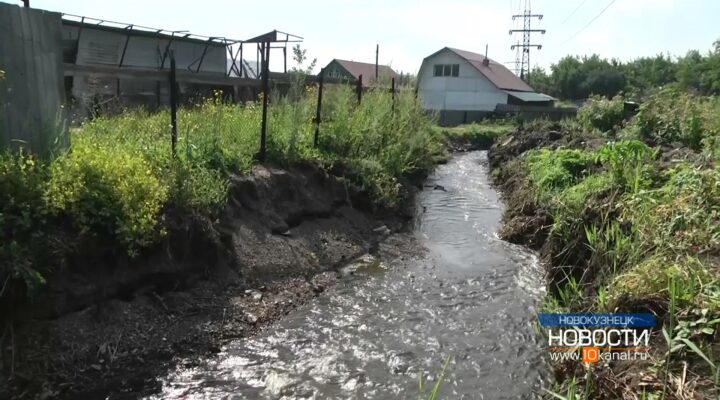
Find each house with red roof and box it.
[417,47,554,124]
[322,59,397,87]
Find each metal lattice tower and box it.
[509,0,545,81]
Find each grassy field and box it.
[0,84,445,294]
[492,91,720,399]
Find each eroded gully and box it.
[148,151,548,399]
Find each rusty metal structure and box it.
[240,30,303,161]
[60,13,303,118]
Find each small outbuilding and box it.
[417,47,554,124]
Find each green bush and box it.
[577,95,625,134]
[631,89,720,149]
[629,165,720,256]
[594,140,657,192]
[526,148,593,195]
[2,81,441,294]
[170,162,228,214]
[319,86,443,204]
[0,151,48,291]
[45,142,168,254]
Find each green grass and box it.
[435,120,514,148]
[0,84,444,294]
[418,356,452,400]
[509,91,720,398]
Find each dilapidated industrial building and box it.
[60,14,302,118]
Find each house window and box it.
[433,64,460,77]
[327,69,342,79]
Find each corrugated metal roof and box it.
[332,59,397,86]
[504,90,555,102]
[62,17,235,46]
[445,47,534,92]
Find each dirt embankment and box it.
[488,125,706,293]
[489,125,596,252]
[1,164,414,399]
[487,123,717,398]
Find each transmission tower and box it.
[509,0,545,82]
[513,40,521,76]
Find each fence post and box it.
[391,77,396,114]
[314,68,324,148]
[169,51,178,158]
[258,41,270,162]
[356,74,362,104]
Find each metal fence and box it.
[0,3,68,156]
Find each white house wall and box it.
[418,50,507,112]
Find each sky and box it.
[9,0,720,75]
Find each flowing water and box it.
[150,151,547,399]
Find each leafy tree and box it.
[528,67,554,95]
[529,39,720,100]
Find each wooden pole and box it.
[258,42,270,162]
[169,51,178,158]
[314,68,324,147]
[22,0,29,7]
[239,43,243,77]
[391,77,395,114]
[356,74,362,104]
[375,44,379,80]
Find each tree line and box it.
[528,40,720,101]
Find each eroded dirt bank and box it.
[487,123,718,399]
[1,164,415,399]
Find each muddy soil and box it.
[0,164,415,399]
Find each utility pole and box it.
[375,44,379,80]
[509,0,545,82]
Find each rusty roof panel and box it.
[447,47,534,92]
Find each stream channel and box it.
[148,151,548,399]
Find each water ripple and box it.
[149,152,547,399]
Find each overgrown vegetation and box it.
[493,89,720,398]
[435,120,514,149]
[0,64,442,299]
[529,40,720,100]
[576,95,625,134]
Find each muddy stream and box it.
[148,151,547,399]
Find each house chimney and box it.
[483,44,489,66]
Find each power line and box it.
[561,0,589,24]
[564,0,617,43]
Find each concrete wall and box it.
[417,49,507,112]
[0,3,67,156]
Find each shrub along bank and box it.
[434,120,514,151]
[0,85,444,306]
[490,88,720,399]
